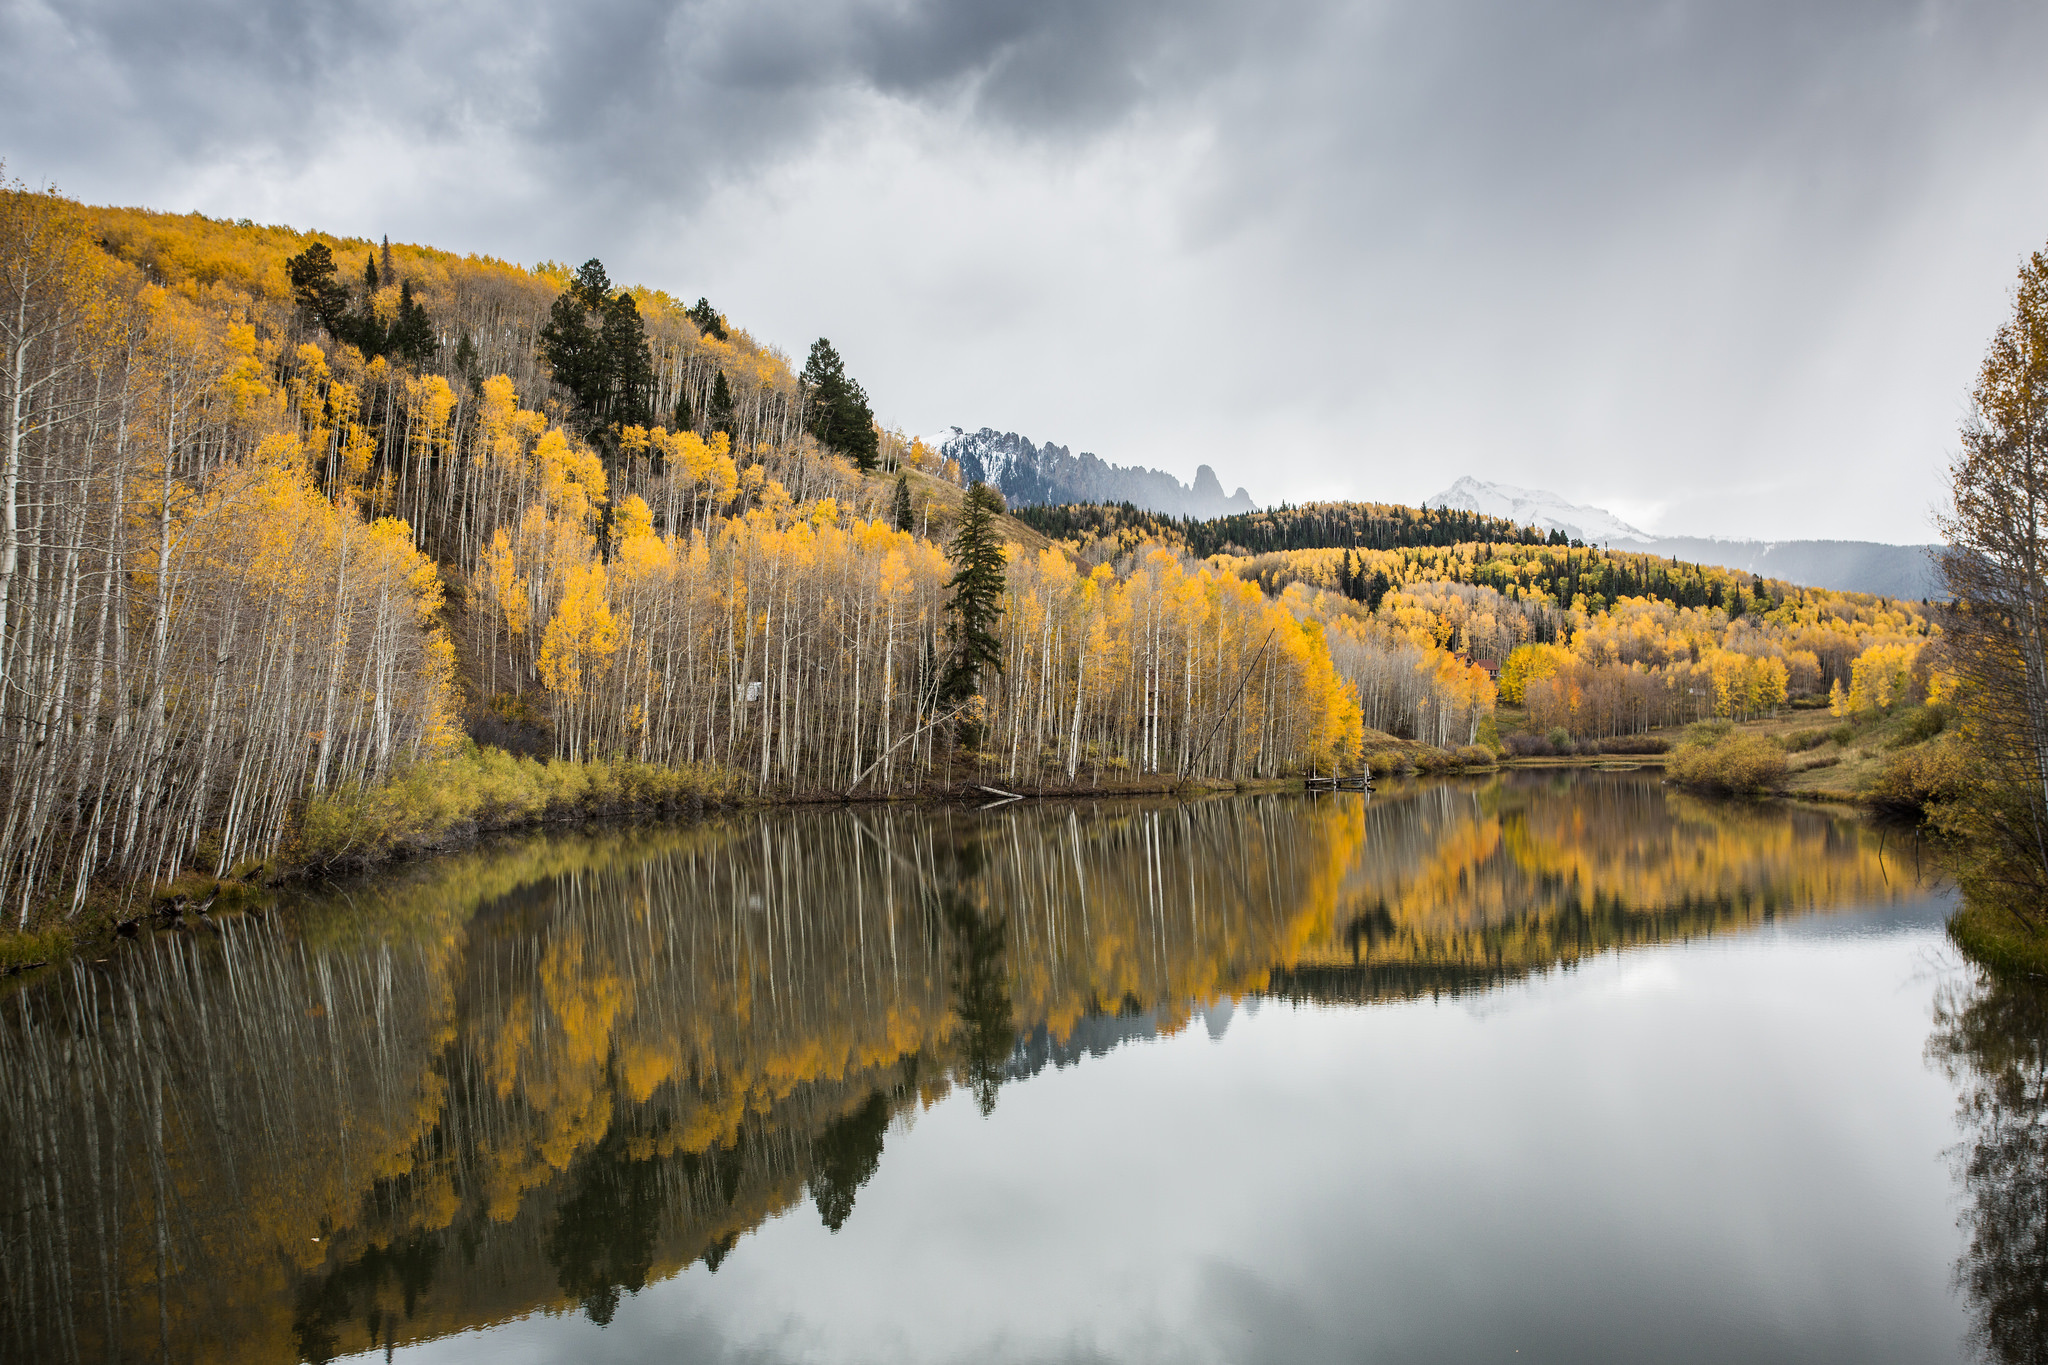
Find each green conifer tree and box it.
[390,280,437,365]
[285,243,350,333]
[599,290,654,426]
[454,332,481,391]
[943,483,1009,726]
[801,338,882,471]
[686,296,728,340]
[708,370,735,436]
[893,473,914,532]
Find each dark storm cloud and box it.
[3,0,1246,195]
[8,0,2048,537]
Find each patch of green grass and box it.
[1950,898,2048,978]
[0,926,70,974]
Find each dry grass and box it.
[859,465,1056,557]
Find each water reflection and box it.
[1931,966,2048,1365]
[0,773,1927,1363]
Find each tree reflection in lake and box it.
[1931,965,2048,1365]
[0,774,1927,1364]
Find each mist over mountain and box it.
[935,427,1255,518]
[1426,476,1656,546]
[1428,476,1939,599]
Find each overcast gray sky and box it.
[10,0,2048,542]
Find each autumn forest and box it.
[0,185,1946,929]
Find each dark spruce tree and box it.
[540,285,601,408]
[943,483,1008,739]
[538,258,652,429]
[686,296,728,340]
[599,290,655,427]
[707,370,735,437]
[389,280,437,365]
[801,338,880,471]
[673,390,694,434]
[893,473,915,532]
[285,243,350,334]
[453,332,481,391]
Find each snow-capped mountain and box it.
[931,427,1256,518]
[1426,476,1654,545]
[1426,475,1937,598]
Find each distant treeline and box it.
[1012,500,1577,556]
[1013,498,1868,618]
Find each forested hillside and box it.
[1022,499,1945,740]
[0,184,1960,930]
[0,187,1369,928]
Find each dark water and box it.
[1,773,2040,1364]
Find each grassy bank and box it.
[1949,899,2048,979]
[1,746,742,976]
[8,742,1434,976]
[298,743,743,864]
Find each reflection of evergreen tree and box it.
[1931,970,2048,1364]
[544,1116,670,1326]
[945,889,1014,1116]
[290,1231,441,1364]
[808,1090,892,1231]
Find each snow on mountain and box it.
[930,427,1256,518]
[1425,474,1938,597]
[1426,476,1655,545]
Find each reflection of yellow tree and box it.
[0,781,1923,1363]
[1284,775,1910,981]
[1929,970,2048,1365]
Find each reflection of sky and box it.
[363,892,1968,1364]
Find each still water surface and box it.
[2,773,2042,1363]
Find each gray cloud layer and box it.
[10,0,2048,539]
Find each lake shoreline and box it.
[1,750,1938,984]
[0,770,1324,980]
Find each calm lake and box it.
[3,772,2042,1364]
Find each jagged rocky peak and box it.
[932,427,1255,518]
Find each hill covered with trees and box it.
[0,187,1369,929]
[0,183,1962,935]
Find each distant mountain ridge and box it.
[1427,475,1655,546]
[1427,476,1940,599]
[934,427,1256,518]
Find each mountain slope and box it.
[934,427,1255,518]
[1427,475,1653,545]
[1429,475,1938,598]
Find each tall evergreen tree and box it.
[599,290,654,426]
[540,288,600,408]
[686,296,727,341]
[572,258,611,310]
[454,332,481,391]
[801,338,880,471]
[285,243,350,333]
[943,482,1008,712]
[708,370,734,436]
[390,279,437,364]
[893,473,914,532]
[539,258,653,428]
[673,390,693,434]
